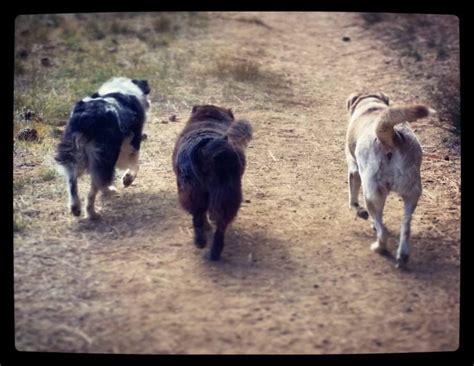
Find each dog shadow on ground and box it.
[192,223,299,292]
[69,189,294,266]
[69,188,298,290]
[70,188,183,236]
[352,228,460,280]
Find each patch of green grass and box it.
[14,12,213,145]
[14,216,29,233]
[38,167,57,182]
[14,165,58,196]
[61,28,83,51]
[92,68,117,85]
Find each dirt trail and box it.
[14,12,460,354]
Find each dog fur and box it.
[55,77,151,219]
[172,105,252,260]
[345,92,436,267]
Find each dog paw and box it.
[102,185,119,197]
[396,253,409,269]
[207,248,223,261]
[70,204,81,217]
[357,208,369,220]
[194,233,207,249]
[86,211,101,221]
[370,241,388,254]
[122,173,135,188]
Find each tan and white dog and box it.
[345,92,436,267]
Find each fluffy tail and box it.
[54,132,88,168]
[225,119,253,148]
[375,105,436,146]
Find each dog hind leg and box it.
[365,190,389,254]
[85,183,101,220]
[101,185,119,197]
[178,183,210,248]
[209,221,228,261]
[396,193,420,268]
[193,211,210,248]
[85,145,119,220]
[348,166,369,220]
[207,184,241,261]
[122,150,140,188]
[65,167,81,217]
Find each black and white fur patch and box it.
[55,77,151,219]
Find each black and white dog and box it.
[55,77,151,219]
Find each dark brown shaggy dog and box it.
[172,105,252,260]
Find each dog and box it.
[345,92,436,267]
[55,77,151,219]
[172,105,252,260]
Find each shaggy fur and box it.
[55,77,151,219]
[172,105,252,260]
[345,92,436,268]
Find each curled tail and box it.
[225,119,253,148]
[375,105,436,146]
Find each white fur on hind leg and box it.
[102,185,120,197]
[370,241,387,254]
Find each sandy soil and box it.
[14,12,460,354]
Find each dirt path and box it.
[14,12,460,354]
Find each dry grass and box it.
[214,56,263,82]
[360,13,460,137]
[13,12,274,236]
[13,12,460,354]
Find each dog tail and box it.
[224,119,253,149]
[201,138,244,225]
[375,105,436,146]
[54,132,88,168]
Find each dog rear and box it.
[173,105,252,260]
[55,77,150,219]
[345,92,435,268]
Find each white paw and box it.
[396,253,409,269]
[370,241,387,254]
[102,185,119,197]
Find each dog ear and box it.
[378,92,390,105]
[346,93,360,111]
[132,79,151,95]
[227,108,234,119]
[192,105,200,114]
